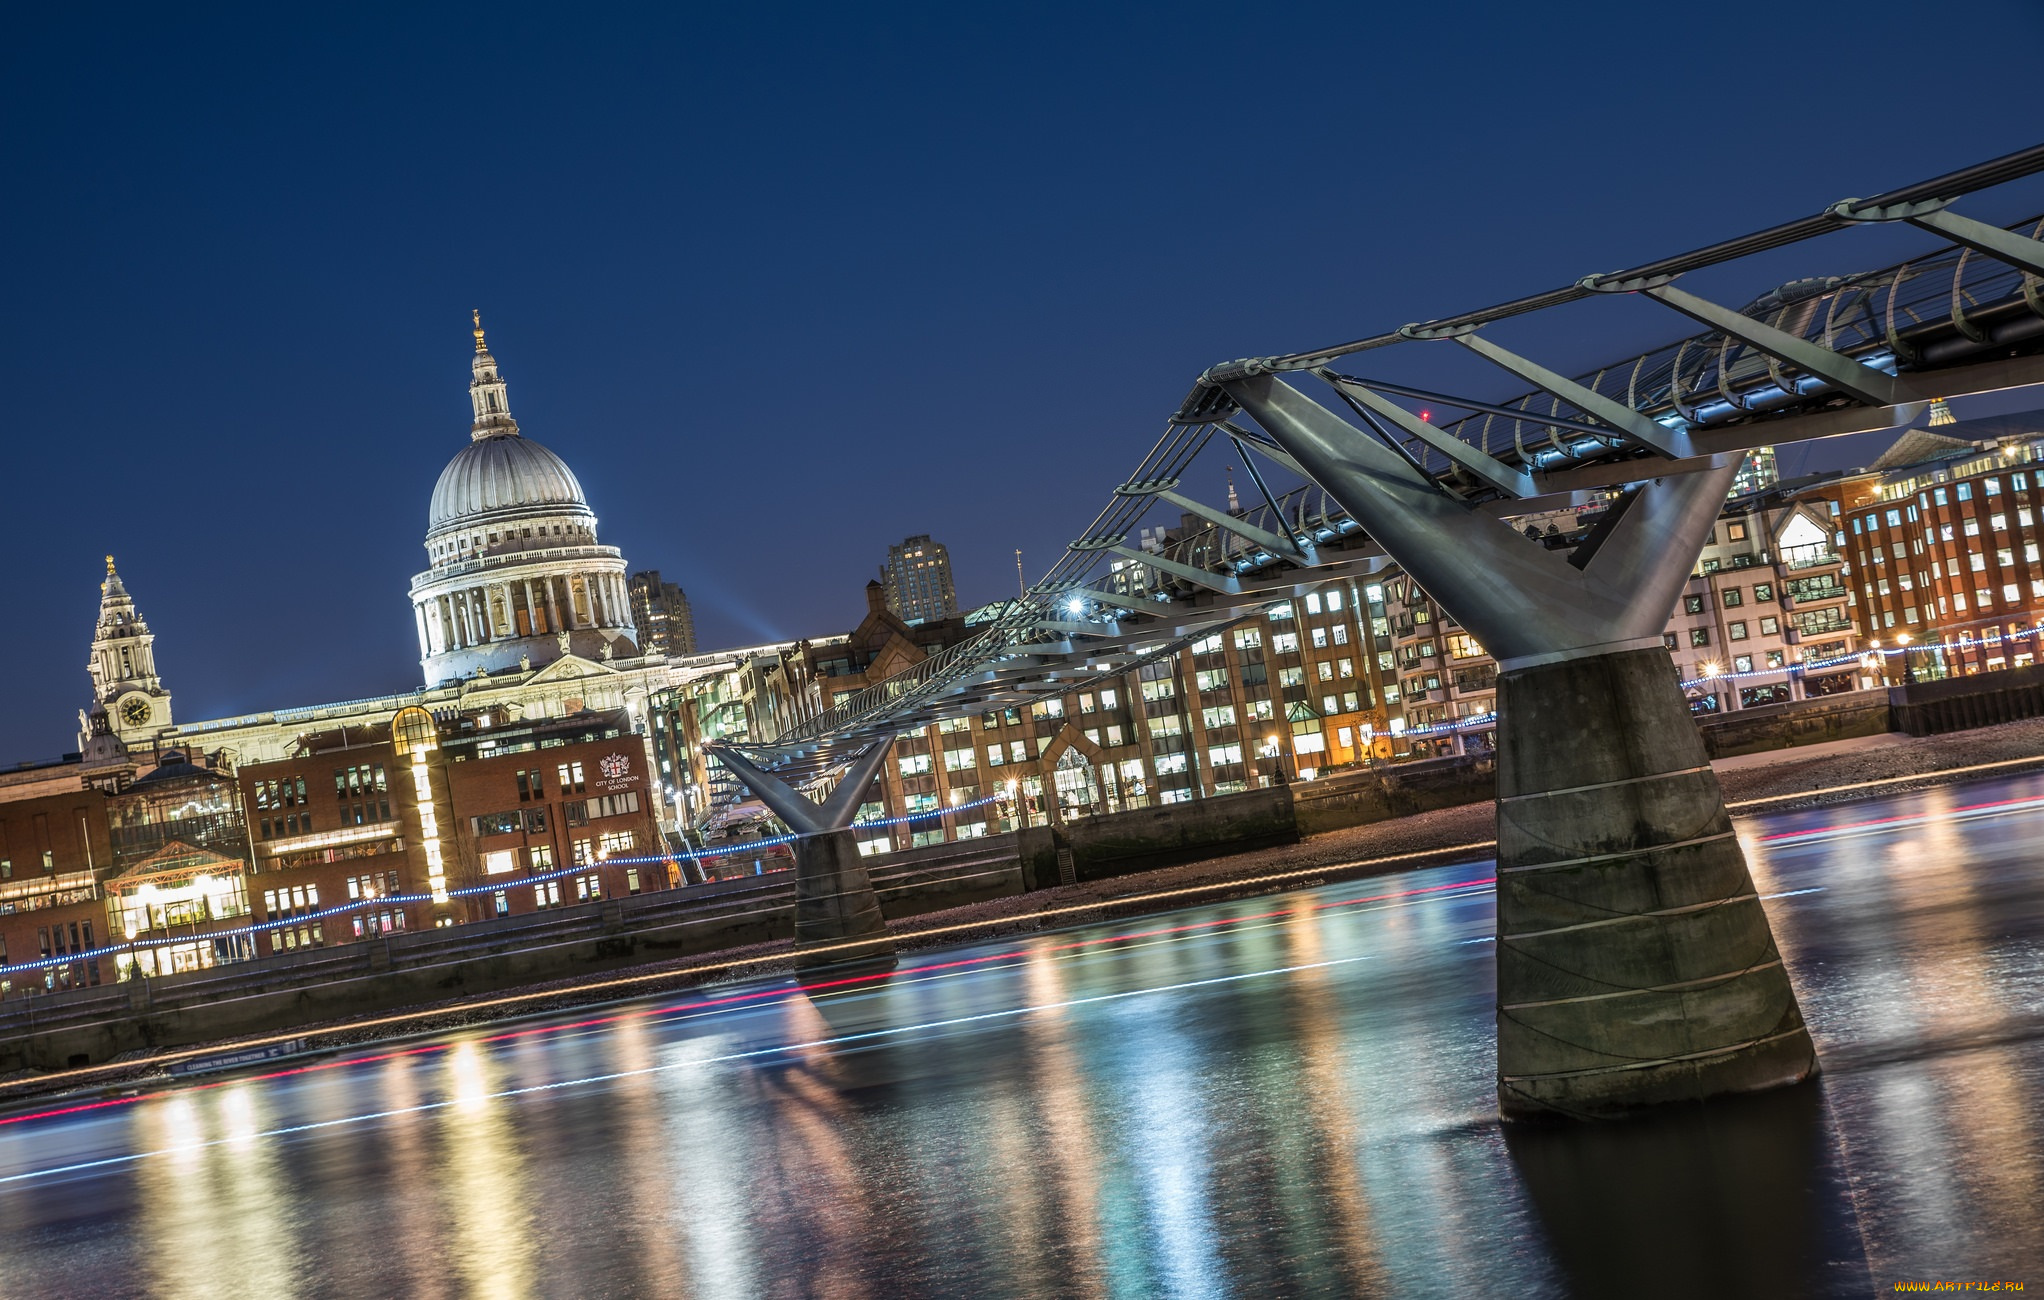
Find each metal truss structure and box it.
[734,143,2044,788]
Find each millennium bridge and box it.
[707,143,2044,1118]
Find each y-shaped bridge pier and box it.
[704,740,898,969]
[1220,374,1812,1116]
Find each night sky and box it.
[4,2,2042,759]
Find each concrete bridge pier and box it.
[1220,371,1816,1119]
[1493,646,1815,1117]
[705,740,897,970]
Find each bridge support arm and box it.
[1321,374,1536,498]
[1156,488,1314,563]
[707,738,896,836]
[1221,373,1680,664]
[1444,332,1692,459]
[1831,197,2044,279]
[1597,278,1904,406]
[1103,545,1242,595]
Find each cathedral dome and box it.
[427,432,591,535]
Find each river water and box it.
[1,774,2041,1298]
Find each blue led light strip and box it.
[1677,623,2044,687]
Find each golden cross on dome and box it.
[472,309,487,353]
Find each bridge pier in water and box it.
[705,741,897,970]
[1221,371,1817,1119]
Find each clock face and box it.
[120,697,152,727]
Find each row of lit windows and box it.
[264,884,319,916]
[1680,582,1777,614]
[252,777,308,810]
[1671,615,1781,649]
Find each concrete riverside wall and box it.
[1889,661,2044,736]
[1291,754,1498,835]
[1695,692,1893,758]
[1493,647,1817,1119]
[1060,786,1298,883]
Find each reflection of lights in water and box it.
[219,1087,258,1147]
[1281,914,1392,1294]
[0,878,1497,1135]
[134,1082,295,1296]
[0,943,1459,1189]
[448,1040,491,1113]
[439,1038,536,1299]
[601,1018,691,1293]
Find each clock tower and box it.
[81,556,174,748]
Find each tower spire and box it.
[84,557,171,745]
[467,313,519,440]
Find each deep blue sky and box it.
[4,2,2042,758]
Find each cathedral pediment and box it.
[520,653,624,685]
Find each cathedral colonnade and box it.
[414,569,636,657]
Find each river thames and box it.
[1,774,2040,1297]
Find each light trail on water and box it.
[0,887,1501,1190]
[2,776,2031,1158]
[0,877,1497,1137]
[1757,791,2044,847]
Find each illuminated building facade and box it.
[436,708,668,914]
[627,570,696,657]
[1834,416,2044,677]
[99,750,257,977]
[881,535,959,626]
[105,839,255,978]
[1664,497,1863,715]
[0,763,117,996]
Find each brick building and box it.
[1833,418,2044,678]
[0,759,117,996]
[438,707,669,916]
[237,706,670,940]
